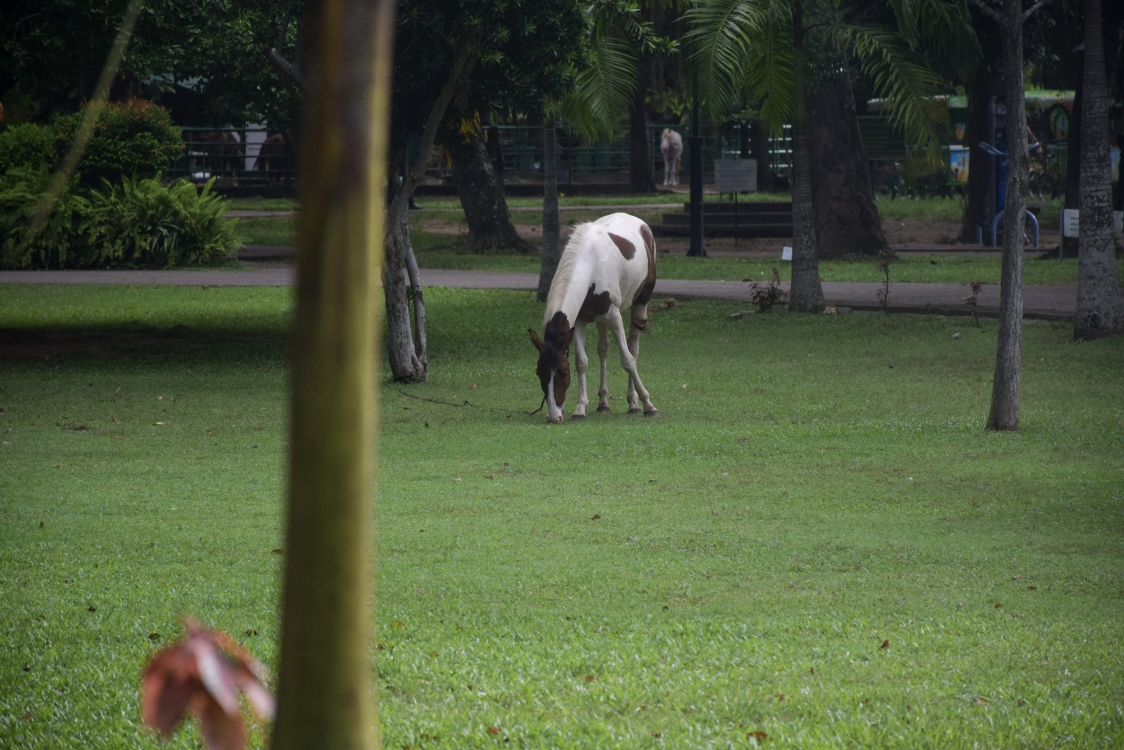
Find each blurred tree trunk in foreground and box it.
[273,0,393,747]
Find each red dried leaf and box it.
[880,640,890,649]
[585,674,596,682]
[748,730,769,741]
[486,726,501,735]
[140,617,274,749]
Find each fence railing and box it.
[168,127,295,186]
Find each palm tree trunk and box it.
[1074,0,1124,340]
[629,55,656,193]
[272,0,392,747]
[986,0,1031,431]
[808,71,889,258]
[961,59,1000,242]
[788,2,825,313]
[538,119,561,302]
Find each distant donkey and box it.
[660,129,682,186]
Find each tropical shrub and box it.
[0,170,237,269]
[52,99,184,188]
[0,124,59,173]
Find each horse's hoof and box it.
[596,405,611,413]
[644,409,659,417]
[571,413,586,421]
[628,407,642,415]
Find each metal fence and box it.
[168,127,295,187]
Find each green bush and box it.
[0,124,59,173]
[0,170,237,269]
[83,177,238,267]
[52,99,184,188]
[0,167,89,269]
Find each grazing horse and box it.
[660,129,682,186]
[529,213,658,423]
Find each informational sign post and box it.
[713,159,757,246]
[1062,209,1124,239]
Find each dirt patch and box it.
[0,328,193,359]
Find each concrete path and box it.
[0,268,1076,320]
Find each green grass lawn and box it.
[1,286,1122,748]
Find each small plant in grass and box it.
[747,268,788,312]
[141,617,274,750]
[964,280,983,327]
[876,248,895,312]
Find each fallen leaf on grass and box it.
[775,693,785,702]
[149,633,162,641]
[88,606,96,613]
[141,617,274,750]
[748,730,769,741]
[652,732,662,738]
[994,603,1002,609]
[973,697,990,705]
[1027,586,1037,590]
[154,422,165,426]
[880,640,890,649]
[585,674,596,682]
[271,549,283,555]
[486,726,501,735]
[591,514,601,520]
[22,663,31,672]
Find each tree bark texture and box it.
[273,1,393,748]
[383,37,476,382]
[1074,0,1124,340]
[538,120,561,302]
[629,56,656,193]
[961,63,1000,242]
[451,129,532,254]
[986,0,1031,432]
[788,4,825,313]
[807,72,889,258]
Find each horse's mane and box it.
[544,222,599,324]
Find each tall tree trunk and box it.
[383,36,477,381]
[629,56,656,193]
[986,0,1032,432]
[538,119,561,302]
[1062,57,1083,258]
[1074,0,1124,339]
[272,1,392,748]
[749,119,775,191]
[788,3,825,313]
[961,62,1000,242]
[808,71,889,258]
[451,128,531,254]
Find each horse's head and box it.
[528,312,574,423]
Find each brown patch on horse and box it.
[578,284,612,322]
[632,222,658,307]
[608,232,636,260]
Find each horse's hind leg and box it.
[607,307,656,416]
[625,303,649,411]
[572,323,589,420]
[595,320,611,412]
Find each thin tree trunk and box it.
[749,119,775,191]
[451,128,531,254]
[538,119,561,302]
[629,56,656,193]
[808,71,889,258]
[272,1,392,748]
[961,63,1000,242]
[788,2,825,313]
[383,36,477,381]
[986,0,1031,432]
[1074,0,1124,339]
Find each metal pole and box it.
[688,96,707,257]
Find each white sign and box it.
[781,245,793,261]
[1062,209,1124,238]
[714,159,757,193]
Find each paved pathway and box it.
[0,268,1076,319]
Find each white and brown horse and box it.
[529,213,658,423]
[660,129,682,186]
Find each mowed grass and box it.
[1,286,1122,748]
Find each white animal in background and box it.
[660,129,683,186]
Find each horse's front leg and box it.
[596,319,611,413]
[607,307,657,416]
[572,322,590,420]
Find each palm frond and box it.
[685,0,787,126]
[886,0,979,76]
[828,23,949,163]
[742,10,794,135]
[558,29,637,142]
